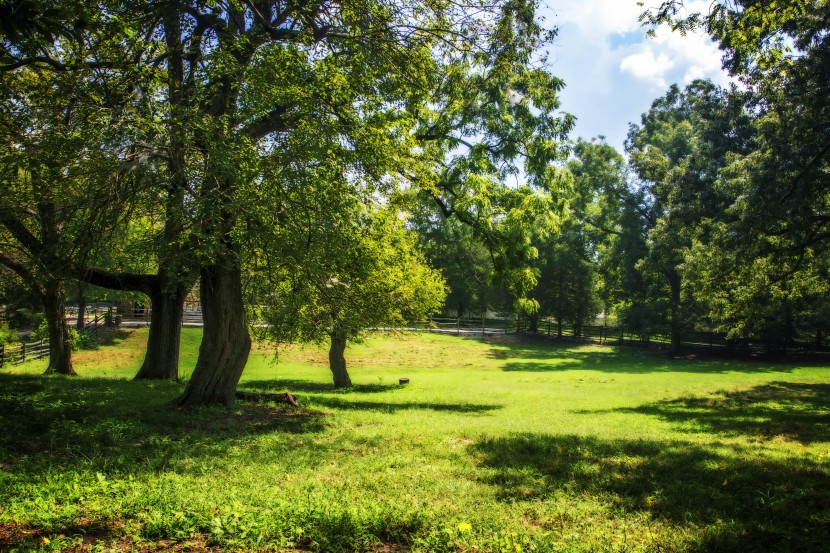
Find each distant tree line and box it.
[416,0,830,354]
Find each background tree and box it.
[0,59,135,374]
[248,170,445,388]
[643,1,830,349]
[624,80,754,352]
[413,211,509,319]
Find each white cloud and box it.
[550,0,643,35]
[618,25,728,90]
[620,51,674,89]
[540,1,732,150]
[683,65,706,83]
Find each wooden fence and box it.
[425,316,520,335]
[0,339,49,366]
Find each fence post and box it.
[20,341,25,363]
[456,317,460,335]
[0,343,4,366]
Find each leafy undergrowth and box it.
[1,329,829,551]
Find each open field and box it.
[1,328,829,551]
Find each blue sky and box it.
[539,1,732,152]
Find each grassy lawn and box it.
[1,328,829,552]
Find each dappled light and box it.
[473,433,830,550]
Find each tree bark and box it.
[83,268,190,380]
[76,282,86,331]
[134,282,187,380]
[176,256,251,407]
[42,279,76,375]
[528,314,539,333]
[668,271,682,355]
[328,330,351,388]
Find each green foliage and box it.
[413,212,512,317]
[252,196,446,348]
[0,321,18,347]
[623,80,756,346]
[639,1,830,347]
[71,329,98,351]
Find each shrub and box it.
[29,321,98,350]
[0,322,19,346]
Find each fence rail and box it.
[0,339,49,366]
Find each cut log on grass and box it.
[235,391,300,407]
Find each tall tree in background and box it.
[532,139,617,335]
[625,80,754,352]
[643,1,829,348]
[413,213,507,318]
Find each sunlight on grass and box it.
[1,328,829,551]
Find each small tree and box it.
[254,198,445,388]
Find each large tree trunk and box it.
[328,330,351,388]
[42,279,75,375]
[134,281,187,380]
[176,257,250,407]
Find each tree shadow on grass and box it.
[95,328,133,347]
[0,373,327,477]
[240,378,405,394]
[583,382,830,444]
[304,395,501,414]
[240,378,502,414]
[492,341,798,375]
[472,433,830,551]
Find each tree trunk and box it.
[668,271,682,355]
[329,330,351,388]
[42,279,75,375]
[557,317,563,338]
[76,282,86,331]
[134,282,187,380]
[176,258,250,407]
[82,268,193,380]
[528,314,539,333]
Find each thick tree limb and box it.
[242,106,296,139]
[0,251,34,282]
[80,268,159,296]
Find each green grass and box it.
[1,328,829,551]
